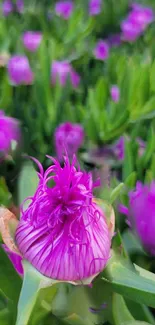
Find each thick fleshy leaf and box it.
[110,183,124,204]
[63,313,93,325]
[104,253,155,308]
[112,293,134,325]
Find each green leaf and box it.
[150,59,155,92]
[125,172,137,189]
[140,127,155,167]
[104,254,155,308]
[63,313,93,325]
[18,161,39,209]
[110,183,124,204]
[112,293,134,325]
[122,230,144,255]
[123,139,134,181]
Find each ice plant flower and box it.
[16,0,24,13]
[111,136,146,161]
[93,40,109,61]
[89,0,102,16]
[51,61,80,88]
[0,110,20,155]
[121,3,154,42]
[55,1,73,19]
[7,55,34,85]
[2,0,13,16]
[22,31,42,52]
[14,155,112,282]
[119,182,155,255]
[55,122,84,160]
[110,85,120,103]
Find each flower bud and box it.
[15,155,112,283]
[55,1,73,19]
[93,41,109,61]
[22,31,42,52]
[7,55,34,85]
[0,110,20,155]
[89,0,102,16]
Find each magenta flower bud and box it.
[7,55,34,85]
[121,19,142,42]
[22,31,42,52]
[89,0,102,16]
[112,136,125,161]
[15,155,111,282]
[110,85,120,103]
[55,1,73,19]
[51,61,80,88]
[2,244,23,276]
[55,122,84,160]
[93,40,109,61]
[119,182,155,255]
[108,34,121,47]
[16,0,24,13]
[0,110,20,154]
[129,5,154,29]
[2,0,13,16]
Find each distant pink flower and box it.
[55,122,84,160]
[51,61,80,88]
[89,0,102,16]
[110,85,120,103]
[121,20,142,42]
[22,31,42,52]
[15,155,111,281]
[2,244,23,276]
[93,40,109,61]
[0,110,20,154]
[7,55,34,85]
[2,0,13,16]
[55,1,73,19]
[16,0,24,13]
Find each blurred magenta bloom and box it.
[89,0,101,16]
[55,122,84,160]
[108,34,121,47]
[51,61,80,88]
[93,40,109,61]
[0,110,20,154]
[8,55,34,85]
[16,0,24,13]
[112,136,125,161]
[121,3,154,42]
[55,1,73,19]
[110,85,120,103]
[15,155,111,281]
[2,0,13,16]
[2,244,23,276]
[22,31,42,52]
[119,182,155,255]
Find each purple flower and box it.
[15,155,111,282]
[111,136,146,161]
[2,244,23,276]
[119,182,155,255]
[7,55,34,85]
[22,31,42,52]
[2,0,13,16]
[108,34,121,47]
[121,4,154,42]
[93,40,109,61]
[51,61,80,88]
[55,1,73,19]
[16,0,24,13]
[89,0,102,16]
[110,85,120,103]
[0,110,20,154]
[55,122,84,160]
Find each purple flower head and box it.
[112,136,125,161]
[93,41,109,61]
[129,4,154,29]
[55,1,73,19]
[15,155,111,282]
[120,181,155,255]
[2,244,23,276]
[89,0,102,16]
[22,31,42,52]
[110,85,120,103]
[108,34,121,48]
[0,110,20,154]
[16,0,24,13]
[55,122,84,160]
[2,0,13,16]
[51,61,80,88]
[7,55,34,85]
[121,19,142,42]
